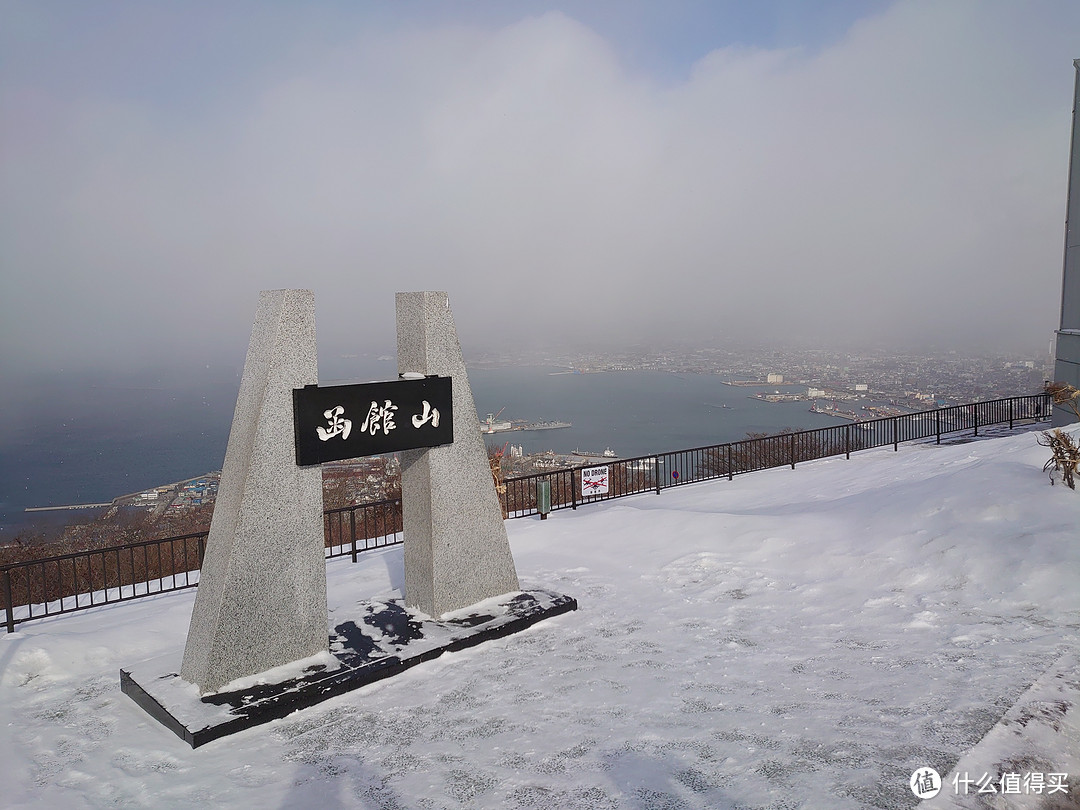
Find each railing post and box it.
[1009,397,1014,430]
[654,457,661,494]
[845,425,851,459]
[349,508,357,564]
[893,418,898,451]
[936,409,941,444]
[974,404,979,437]
[790,433,796,469]
[3,569,14,634]
[571,470,577,510]
[726,445,733,481]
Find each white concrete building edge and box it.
[180,290,327,694]
[397,291,520,617]
[1053,60,1080,426]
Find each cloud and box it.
[1,0,1077,377]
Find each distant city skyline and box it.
[2,1,1079,379]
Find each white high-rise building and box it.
[1053,59,1080,425]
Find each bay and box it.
[0,362,849,535]
[468,366,843,458]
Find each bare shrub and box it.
[1038,382,1080,490]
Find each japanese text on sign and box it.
[293,377,453,465]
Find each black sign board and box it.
[293,376,454,466]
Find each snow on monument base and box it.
[121,589,577,748]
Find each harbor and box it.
[24,473,221,519]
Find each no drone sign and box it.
[581,465,609,496]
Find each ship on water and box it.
[480,411,572,434]
[525,420,572,431]
[571,447,617,459]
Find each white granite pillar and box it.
[181,290,327,693]
[396,291,520,616]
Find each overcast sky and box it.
[2,0,1078,377]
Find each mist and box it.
[2,0,1078,379]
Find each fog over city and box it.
[2,0,1078,378]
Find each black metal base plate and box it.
[121,589,577,748]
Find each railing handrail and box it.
[0,530,211,575]
[2,392,1052,631]
[496,392,1052,517]
[504,451,660,486]
[500,393,1049,487]
[322,496,400,517]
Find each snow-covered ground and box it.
[2,428,1078,809]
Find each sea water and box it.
[467,366,843,458]
[0,362,848,535]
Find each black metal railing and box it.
[2,531,208,633]
[3,499,404,633]
[497,393,1051,518]
[323,498,403,562]
[2,393,1051,632]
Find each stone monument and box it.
[121,289,573,746]
[180,289,327,693]
[397,291,520,616]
